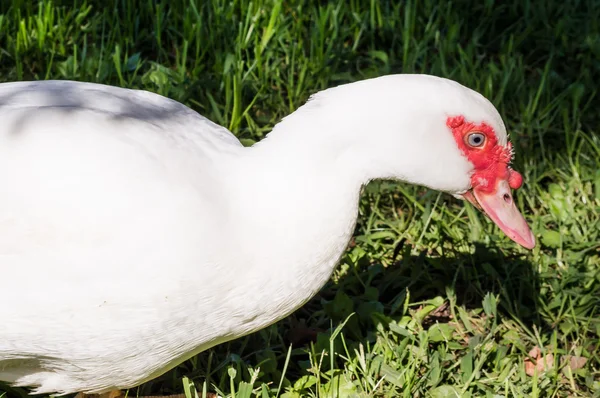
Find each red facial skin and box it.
[445,115,535,249]
[446,115,523,194]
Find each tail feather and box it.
[0,357,72,395]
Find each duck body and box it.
[0,76,534,395]
[0,80,361,394]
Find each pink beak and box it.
[462,180,536,249]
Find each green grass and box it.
[1,0,599,397]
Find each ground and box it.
[0,1,598,397]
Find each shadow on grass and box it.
[292,239,543,343]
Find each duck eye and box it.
[466,132,486,147]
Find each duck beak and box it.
[462,180,536,249]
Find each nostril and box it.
[503,193,512,204]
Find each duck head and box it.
[279,74,536,249]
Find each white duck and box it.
[0,75,535,397]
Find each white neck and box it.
[227,128,364,317]
[211,74,493,332]
[219,103,425,332]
